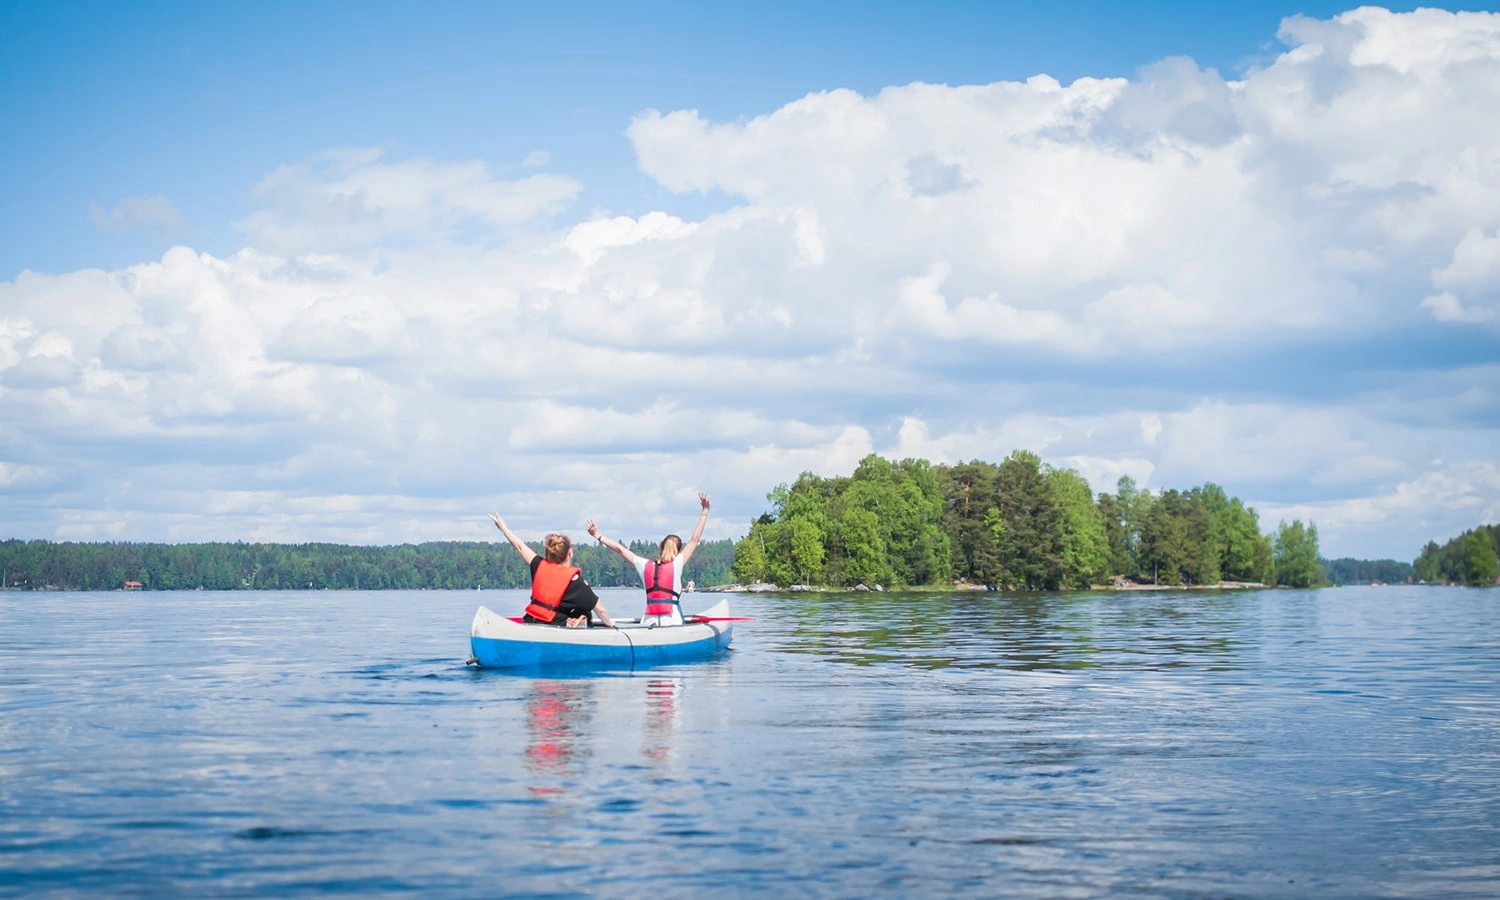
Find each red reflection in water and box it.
[643,678,682,764]
[524,681,588,788]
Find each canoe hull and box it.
[469,599,733,669]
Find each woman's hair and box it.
[544,533,572,564]
[657,534,683,564]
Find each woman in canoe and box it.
[490,513,615,628]
[588,493,710,626]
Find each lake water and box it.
[1,586,1497,897]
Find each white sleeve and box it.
[631,556,649,584]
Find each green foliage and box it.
[994,451,1063,590]
[1413,541,1443,584]
[836,506,888,588]
[1115,476,1149,576]
[1199,482,1271,583]
[738,455,949,589]
[1139,489,1192,585]
[732,533,768,584]
[790,518,826,585]
[1412,525,1499,585]
[1096,492,1130,579]
[735,451,1277,592]
[942,460,1006,585]
[1108,483,1275,587]
[0,537,737,591]
[1272,520,1323,587]
[1462,531,1499,585]
[1047,467,1109,588]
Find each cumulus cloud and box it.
[628,6,1500,354]
[2,7,1498,562]
[1423,228,1500,322]
[88,195,184,233]
[270,294,411,365]
[235,149,582,254]
[1258,460,1500,554]
[1420,291,1494,323]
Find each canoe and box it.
[468,598,735,669]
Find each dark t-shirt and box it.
[528,556,599,623]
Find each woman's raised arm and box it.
[490,512,537,565]
[587,519,638,563]
[678,493,711,566]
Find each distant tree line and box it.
[1413,524,1500,586]
[1320,557,1412,585]
[0,538,736,592]
[730,452,1324,590]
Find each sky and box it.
[2,1,1498,560]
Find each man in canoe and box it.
[587,492,710,627]
[490,513,616,628]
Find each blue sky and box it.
[2,0,1416,276]
[2,2,1499,560]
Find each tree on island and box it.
[732,457,946,589]
[1272,520,1322,588]
[733,451,1277,591]
[1050,467,1110,589]
[1462,531,1500,585]
[1414,525,1500,585]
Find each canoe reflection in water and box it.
[524,680,595,792]
[642,678,682,765]
[521,678,684,792]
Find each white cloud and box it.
[235,149,581,254]
[1258,460,1500,557]
[1420,291,1494,323]
[1139,415,1162,446]
[1433,229,1500,291]
[1423,228,1500,322]
[0,462,45,488]
[2,7,1498,565]
[898,263,1078,347]
[1058,455,1156,494]
[564,211,698,265]
[270,294,411,365]
[89,195,183,233]
[887,415,1068,467]
[626,7,1500,351]
[1,354,80,388]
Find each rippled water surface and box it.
[2,586,1498,897]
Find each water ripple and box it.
[0,586,1497,897]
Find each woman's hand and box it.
[586,519,600,539]
[699,492,711,511]
[490,511,537,564]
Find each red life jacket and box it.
[643,559,680,616]
[526,560,580,623]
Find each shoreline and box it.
[704,580,1274,594]
[8,581,1458,594]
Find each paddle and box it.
[689,615,755,622]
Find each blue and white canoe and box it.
[468,599,735,669]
